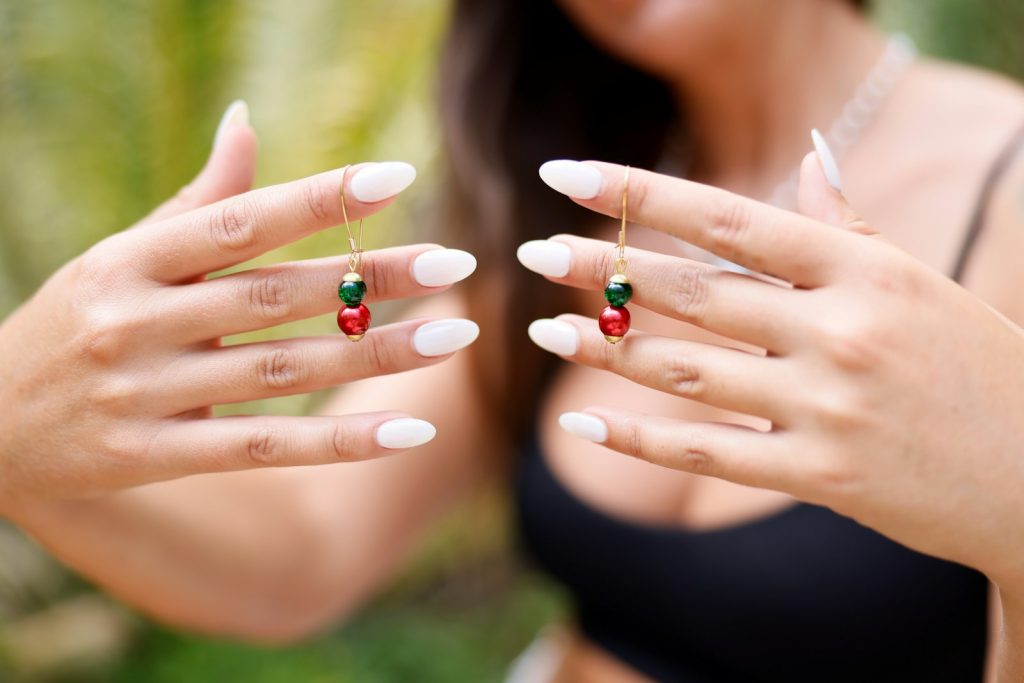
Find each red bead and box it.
[599,305,630,338]
[337,304,371,337]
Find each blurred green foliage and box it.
[1,0,1022,681]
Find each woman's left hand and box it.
[519,155,1024,596]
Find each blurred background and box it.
[1,1,1023,681]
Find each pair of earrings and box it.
[336,165,632,345]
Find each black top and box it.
[514,123,1024,682]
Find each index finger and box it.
[116,161,417,283]
[538,160,862,287]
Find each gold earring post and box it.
[339,165,364,274]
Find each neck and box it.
[669,2,884,200]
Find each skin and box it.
[2,0,1024,680]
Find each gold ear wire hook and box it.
[615,166,630,274]
[339,165,364,273]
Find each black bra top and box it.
[514,122,1024,683]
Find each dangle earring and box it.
[599,166,633,344]
[337,166,371,341]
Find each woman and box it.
[3,1,1024,681]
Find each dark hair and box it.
[440,0,867,443]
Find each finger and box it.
[797,148,879,237]
[529,315,792,423]
[139,101,258,226]
[556,408,799,493]
[158,245,477,342]
[155,318,479,412]
[115,160,417,283]
[538,159,866,286]
[518,234,801,352]
[147,413,437,476]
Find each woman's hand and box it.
[519,155,1024,596]
[0,107,478,517]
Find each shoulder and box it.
[896,61,1024,322]
[960,139,1024,325]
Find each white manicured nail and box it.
[811,129,843,193]
[559,412,608,443]
[517,240,571,278]
[412,249,477,287]
[539,160,603,200]
[412,319,480,357]
[376,418,437,449]
[528,319,579,356]
[214,99,249,147]
[350,162,417,203]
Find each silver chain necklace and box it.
[768,32,917,209]
[668,33,917,273]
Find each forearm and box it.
[9,472,342,642]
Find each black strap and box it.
[951,120,1024,283]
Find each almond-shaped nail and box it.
[559,412,608,443]
[350,162,417,203]
[376,418,436,449]
[810,129,843,193]
[517,240,571,277]
[412,249,477,287]
[412,319,480,357]
[214,99,249,148]
[539,160,603,200]
[528,318,579,356]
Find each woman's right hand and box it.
[0,105,478,517]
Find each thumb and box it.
[797,129,878,237]
[138,100,258,226]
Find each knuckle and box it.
[591,248,619,289]
[255,347,305,391]
[89,376,140,412]
[360,253,387,300]
[210,198,261,253]
[301,180,333,223]
[705,200,753,259]
[809,387,867,431]
[76,244,125,292]
[76,308,142,364]
[808,456,857,499]
[862,258,919,300]
[818,317,880,371]
[677,442,715,476]
[97,428,142,465]
[665,356,704,399]
[363,333,399,375]
[625,177,651,220]
[328,423,351,461]
[248,270,294,323]
[246,428,282,466]
[668,266,711,323]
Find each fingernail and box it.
[559,412,608,443]
[412,249,477,287]
[214,99,249,148]
[539,160,603,200]
[412,319,480,357]
[350,162,417,203]
[528,318,579,356]
[810,129,843,193]
[517,240,571,278]
[376,418,437,449]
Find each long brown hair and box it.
[439,0,868,445]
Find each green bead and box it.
[604,280,633,307]
[338,279,367,306]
